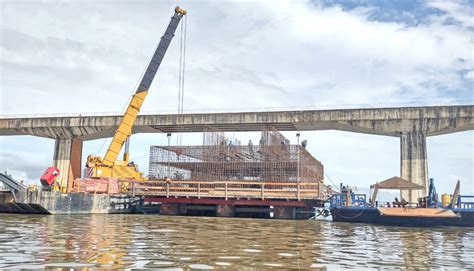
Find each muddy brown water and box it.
[0,214,473,269]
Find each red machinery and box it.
[40,167,60,189]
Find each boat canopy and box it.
[370,176,424,204]
[370,176,424,190]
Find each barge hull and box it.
[331,206,474,227]
[142,196,323,219]
[0,191,142,215]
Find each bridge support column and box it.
[53,138,83,192]
[400,132,428,203]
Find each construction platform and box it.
[0,129,328,219]
[138,128,328,218]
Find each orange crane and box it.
[85,6,187,181]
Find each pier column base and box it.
[53,138,83,192]
[216,204,235,217]
[274,206,295,219]
[400,132,428,203]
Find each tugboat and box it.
[329,177,474,227]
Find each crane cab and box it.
[40,167,60,190]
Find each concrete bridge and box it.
[1,105,473,202]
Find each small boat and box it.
[329,177,474,227]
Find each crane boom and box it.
[102,7,186,166]
[86,7,186,181]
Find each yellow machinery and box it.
[441,194,451,208]
[86,7,187,181]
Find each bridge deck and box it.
[1,105,473,139]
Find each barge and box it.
[329,177,474,227]
[0,170,326,218]
[1,130,328,218]
[331,205,474,227]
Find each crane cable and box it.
[324,172,340,192]
[176,14,187,146]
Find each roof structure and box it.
[370,176,424,190]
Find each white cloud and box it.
[428,0,474,28]
[1,0,472,114]
[465,70,474,79]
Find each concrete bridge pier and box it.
[400,132,428,203]
[53,138,82,191]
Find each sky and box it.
[0,0,473,197]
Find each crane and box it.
[85,6,187,181]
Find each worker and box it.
[394,197,400,207]
[257,138,265,158]
[400,198,408,207]
[248,140,254,156]
[228,140,232,152]
[280,140,286,150]
[301,139,307,149]
[52,169,60,192]
[52,178,60,192]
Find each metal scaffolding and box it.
[147,128,324,199]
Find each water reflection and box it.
[0,214,472,269]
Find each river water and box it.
[0,214,472,270]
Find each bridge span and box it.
[1,105,473,202]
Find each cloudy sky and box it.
[0,0,473,196]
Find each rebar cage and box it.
[147,129,324,199]
[149,145,323,183]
